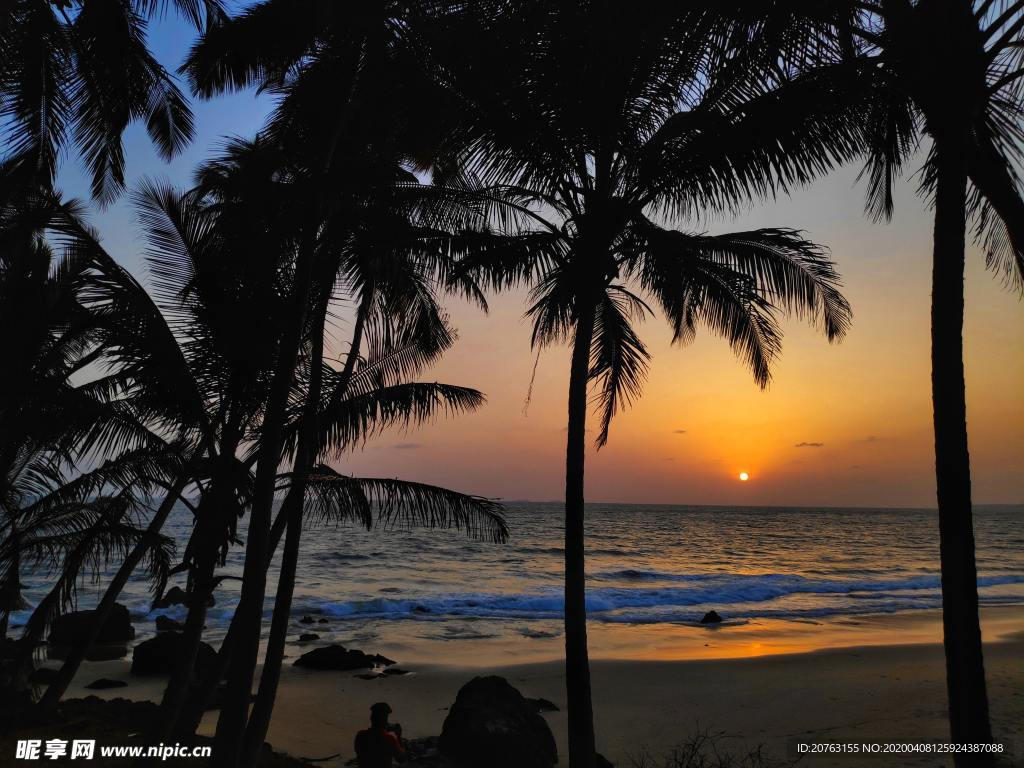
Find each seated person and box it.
[353,702,405,767]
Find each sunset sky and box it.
[54,15,1023,508]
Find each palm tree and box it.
[0,185,188,725]
[180,5,491,757]
[425,6,855,765]
[98,148,505,760]
[239,180,506,761]
[719,1,1024,752]
[836,5,1023,751]
[0,0,223,202]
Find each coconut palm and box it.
[181,6,497,756]
[102,148,506,758]
[239,197,502,761]
[827,4,1023,751]
[424,5,855,765]
[0,186,193,726]
[0,0,223,201]
[717,1,1024,752]
[0,186,171,645]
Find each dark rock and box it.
[155,615,184,632]
[699,610,723,624]
[153,586,213,609]
[130,633,216,677]
[29,667,60,685]
[356,673,381,680]
[292,645,396,671]
[526,697,559,713]
[317,618,329,624]
[299,616,315,624]
[413,606,431,614]
[85,678,127,690]
[298,633,320,642]
[153,586,189,609]
[439,676,557,768]
[49,603,134,646]
[382,667,411,676]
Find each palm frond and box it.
[590,286,651,448]
[303,467,507,543]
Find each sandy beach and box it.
[40,607,1022,767]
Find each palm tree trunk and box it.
[36,482,186,714]
[213,234,320,766]
[147,546,217,749]
[214,124,356,768]
[240,297,329,764]
[172,506,291,740]
[564,295,597,768]
[931,134,993,758]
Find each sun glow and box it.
[738,472,750,482]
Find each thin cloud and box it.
[392,442,423,450]
[794,441,825,448]
[672,429,687,434]
[863,435,882,443]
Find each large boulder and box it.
[292,645,395,671]
[439,676,557,768]
[130,633,216,677]
[49,603,134,646]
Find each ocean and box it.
[16,502,1024,662]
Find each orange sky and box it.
[332,163,1023,507]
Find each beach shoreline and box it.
[33,606,1022,767]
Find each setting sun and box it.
[739,472,750,482]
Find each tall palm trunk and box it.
[37,482,185,714]
[148,527,219,748]
[931,132,992,758]
[241,296,330,764]
[564,294,597,768]
[147,446,240,751]
[214,228,321,765]
[214,96,358,766]
[172,506,291,740]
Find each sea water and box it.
[15,502,1024,661]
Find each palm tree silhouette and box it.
[180,6,500,759]
[723,1,1024,752]
[0,0,222,202]
[427,5,853,765]
[0,185,185,716]
[238,173,510,762]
